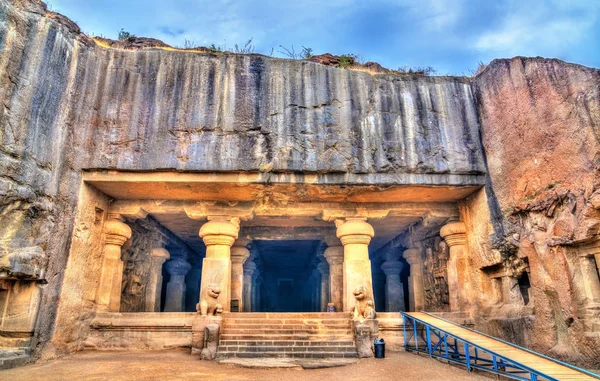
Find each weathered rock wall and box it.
[1,0,600,367]
[0,0,485,358]
[472,57,600,366]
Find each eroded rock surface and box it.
[472,57,600,365]
[0,0,599,369]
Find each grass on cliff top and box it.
[93,28,487,77]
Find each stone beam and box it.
[239,226,336,241]
[110,200,459,220]
[373,211,457,257]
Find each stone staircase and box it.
[217,312,358,359]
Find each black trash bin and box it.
[374,338,385,358]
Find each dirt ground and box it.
[1,349,493,381]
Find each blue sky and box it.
[48,0,600,75]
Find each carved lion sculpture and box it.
[197,283,223,317]
[352,285,376,321]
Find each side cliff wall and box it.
[472,57,600,365]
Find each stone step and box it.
[218,345,357,353]
[217,351,358,359]
[220,334,354,341]
[0,349,31,370]
[223,313,351,319]
[219,340,355,347]
[223,328,352,335]
[223,322,351,329]
[223,319,351,325]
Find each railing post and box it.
[413,319,419,350]
[444,334,448,358]
[426,326,432,356]
[402,313,408,349]
[530,374,538,381]
[492,355,498,371]
[464,342,471,371]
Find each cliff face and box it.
[1,0,600,366]
[473,58,600,364]
[0,0,485,356]
[1,0,485,178]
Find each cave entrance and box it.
[251,240,323,312]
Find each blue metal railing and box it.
[401,312,600,381]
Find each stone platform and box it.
[217,312,358,359]
[85,312,196,350]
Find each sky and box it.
[48,0,600,75]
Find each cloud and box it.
[51,0,599,73]
[474,0,599,57]
[159,26,186,38]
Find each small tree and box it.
[118,28,134,41]
[338,54,358,68]
[233,38,255,54]
[396,65,437,76]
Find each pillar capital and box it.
[381,260,404,276]
[150,248,170,261]
[317,261,329,276]
[324,246,344,265]
[103,219,132,246]
[383,250,402,262]
[199,217,240,247]
[243,260,257,276]
[165,257,192,277]
[403,248,422,265]
[312,268,322,278]
[335,218,374,246]
[231,246,250,264]
[440,221,467,247]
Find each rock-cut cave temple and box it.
[1,0,599,374]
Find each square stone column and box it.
[144,248,170,312]
[96,217,131,312]
[440,222,469,312]
[381,252,405,312]
[199,217,240,313]
[252,274,262,311]
[230,246,250,312]
[578,240,600,333]
[311,269,321,311]
[317,261,330,311]
[242,260,256,312]
[164,257,191,312]
[335,218,375,312]
[403,248,424,312]
[324,245,344,312]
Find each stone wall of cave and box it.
[0,0,599,367]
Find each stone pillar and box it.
[96,218,132,312]
[501,275,525,305]
[252,274,262,311]
[578,242,600,304]
[164,257,192,312]
[336,218,375,312]
[242,260,256,312]
[381,252,405,312]
[230,246,250,312]
[311,268,321,311]
[324,246,344,312]
[199,217,240,313]
[145,248,170,312]
[440,222,469,312]
[580,253,600,333]
[317,261,330,311]
[403,248,424,312]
